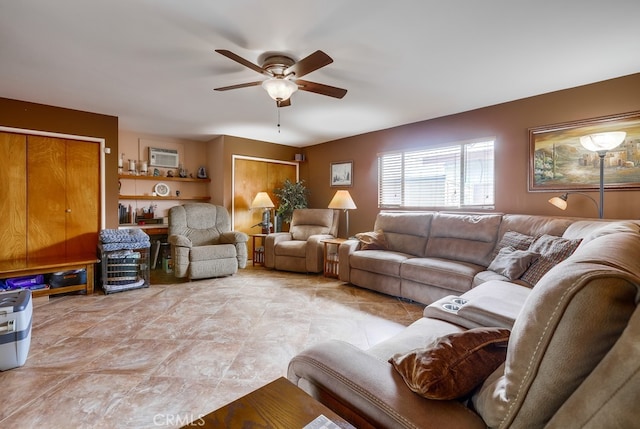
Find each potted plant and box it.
[274,179,309,229]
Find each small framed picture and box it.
[330,161,353,187]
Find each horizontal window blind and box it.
[378,139,494,209]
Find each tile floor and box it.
[0,266,425,428]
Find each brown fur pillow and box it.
[355,230,388,250]
[389,327,510,400]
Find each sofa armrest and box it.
[288,340,486,429]
[264,232,292,268]
[338,239,360,282]
[220,231,248,244]
[306,234,335,273]
[168,234,192,278]
[169,234,192,248]
[219,231,249,269]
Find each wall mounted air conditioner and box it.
[149,147,179,168]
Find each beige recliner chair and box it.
[264,209,339,273]
[168,203,248,280]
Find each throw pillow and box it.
[492,231,535,258]
[487,246,540,280]
[389,327,510,400]
[520,234,582,286]
[355,230,388,250]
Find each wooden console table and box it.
[188,377,354,428]
[0,256,98,298]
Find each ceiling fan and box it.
[214,49,347,107]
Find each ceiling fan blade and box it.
[215,49,271,76]
[277,98,291,108]
[284,50,333,78]
[295,79,347,99]
[214,81,263,91]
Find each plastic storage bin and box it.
[0,290,32,371]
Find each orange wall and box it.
[0,97,119,227]
[3,72,640,237]
[305,73,640,237]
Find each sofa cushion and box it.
[289,209,335,241]
[425,213,502,266]
[189,243,237,261]
[563,220,640,249]
[401,257,486,294]
[497,214,573,240]
[273,240,307,258]
[350,250,411,277]
[389,327,510,400]
[520,234,581,285]
[373,211,434,256]
[355,230,388,250]
[488,246,540,281]
[473,232,640,429]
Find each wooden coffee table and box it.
[186,377,355,428]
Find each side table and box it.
[187,377,354,428]
[321,238,347,278]
[251,233,267,266]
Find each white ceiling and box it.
[2,1,640,148]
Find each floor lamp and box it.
[548,192,599,216]
[548,131,626,219]
[251,192,275,234]
[328,190,357,238]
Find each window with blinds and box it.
[378,139,495,209]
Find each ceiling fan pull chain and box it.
[277,106,281,133]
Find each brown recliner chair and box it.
[264,209,339,273]
[168,203,248,280]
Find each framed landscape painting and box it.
[528,111,640,191]
[330,161,353,187]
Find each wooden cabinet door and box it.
[65,139,100,256]
[27,136,99,259]
[0,132,27,261]
[28,136,67,259]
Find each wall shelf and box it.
[118,172,211,202]
[118,174,211,183]
[118,195,210,201]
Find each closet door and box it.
[27,136,67,259]
[0,132,27,261]
[65,139,100,257]
[27,136,100,259]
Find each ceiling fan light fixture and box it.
[262,78,298,102]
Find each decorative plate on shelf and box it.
[154,182,170,197]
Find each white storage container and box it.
[0,290,32,371]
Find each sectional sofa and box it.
[337,211,637,304]
[288,211,640,428]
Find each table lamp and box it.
[251,192,275,234]
[328,190,357,238]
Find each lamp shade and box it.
[579,131,626,152]
[262,78,298,101]
[548,194,568,210]
[251,192,275,209]
[328,190,357,210]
